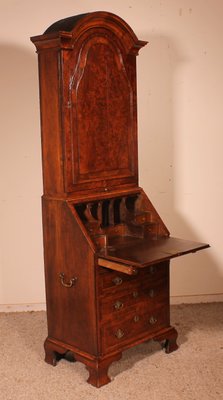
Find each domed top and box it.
[31,11,147,56]
[44,13,89,34]
[42,11,138,43]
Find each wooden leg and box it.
[44,338,66,366]
[76,352,122,388]
[164,328,179,354]
[153,326,178,354]
[44,337,121,387]
[86,363,111,387]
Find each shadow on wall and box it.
[138,34,222,296]
[0,44,43,303]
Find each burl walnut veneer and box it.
[31,12,209,387]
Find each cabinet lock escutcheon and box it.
[132,290,139,298]
[149,266,156,274]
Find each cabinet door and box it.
[63,31,138,192]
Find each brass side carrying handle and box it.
[59,273,77,288]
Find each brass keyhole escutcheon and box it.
[132,290,139,298]
[133,315,139,323]
[150,266,156,274]
[149,289,155,298]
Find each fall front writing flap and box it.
[98,236,210,268]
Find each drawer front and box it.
[100,276,169,323]
[99,262,168,294]
[101,306,169,352]
[99,269,138,293]
[99,261,170,352]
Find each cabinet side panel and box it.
[42,198,98,355]
[38,51,64,195]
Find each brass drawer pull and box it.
[148,289,155,298]
[149,316,157,325]
[114,301,124,310]
[59,273,77,288]
[112,276,123,286]
[115,329,125,339]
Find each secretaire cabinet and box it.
[31,12,209,387]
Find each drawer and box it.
[98,261,168,294]
[140,262,169,282]
[141,272,169,306]
[98,268,138,293]
[101,306,169,352]
[99,277,169,323]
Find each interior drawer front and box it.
[99,262,168,293]
[101,306,169,352]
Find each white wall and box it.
[0,0,222,309]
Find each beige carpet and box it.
[0,303,223,400]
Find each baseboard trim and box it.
[0,303,46,312]
[170,293,223,304]
[0,294,222,312]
